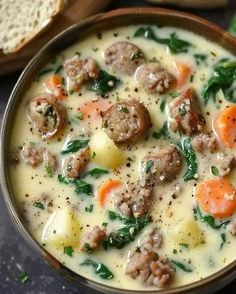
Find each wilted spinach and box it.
[202,59,236,104]
[80,259,113,280]
[90,70,119,95]
[86,168,109,178]
[181,137,198,181]
[193,205,230,229]
[61,139,89,154]
[171,260,193,272]
[103,213,152,250]
[57,174,92,196]
[152,121,169,139]
[134,27,191,54]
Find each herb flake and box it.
[33,201,44,210]
[64,246,73,257]
[19,272,29,283]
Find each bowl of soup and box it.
[1,7,236,294]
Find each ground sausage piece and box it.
[147,258,175,287]
[114,181,153,217]
[228,217,236,236]
[21,144,58,171]
[141,145,182,184]
[169,88,205,136]
[192,133,217,152]
[104,42,145,75]
[80,225,107,253]
[140,228,163,252]
[126,247,174,287]
[63,55,99,90]
[28,94,67,139]
[102,100,151,144]
[135,62,174,94]
[21,145,43,167]
[63,147,90,179]
[215,152,235,177]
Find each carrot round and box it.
[173,61,192,88]
[45,74,67,99]
[79,99,111,120]
[195,178,236,218]
[97,179,123,207]
[213,105,236,148]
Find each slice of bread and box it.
[0,0,64,54]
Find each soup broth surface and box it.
[9,24,236,290]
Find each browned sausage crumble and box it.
[113,181,153,217]
[80,225,107,253]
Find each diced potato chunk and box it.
[42,207,80,247]
[90,130,125,169]
[170,218,204,248]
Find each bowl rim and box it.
[1,6,236,294]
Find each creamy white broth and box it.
[9,24,236,290]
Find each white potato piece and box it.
[90,130,125,169]
[42,207,80,247]
[169,218,204,248]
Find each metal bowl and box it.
[1,7,236,294]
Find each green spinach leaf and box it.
[103,215,152,250]
[181,137,198,181]
[74,180,93,196]
[90,70,119,95]
[202,60,236,104]
[220,233,226,250]
[87,168,109,178]
[80,259,114,280]
[152,121,169,139]
[61,139,89,154]
[57,174,92,196]
[134,27,191,54]
[171,260,193,272]
[193,205,230,229]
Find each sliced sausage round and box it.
[28,94,67,139]
[63,55,100,90]
[104,42,145,75]
[141,145,182,183]
[135,62,174,94]
[102,100,151,144]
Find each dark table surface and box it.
[0,1,236,293]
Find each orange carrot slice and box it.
[45,74,67,99]
[195,178,236,218]
[97,179,123,207]
[79,99,111,120]
[213,105,236,148]
[173,61,192,88]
